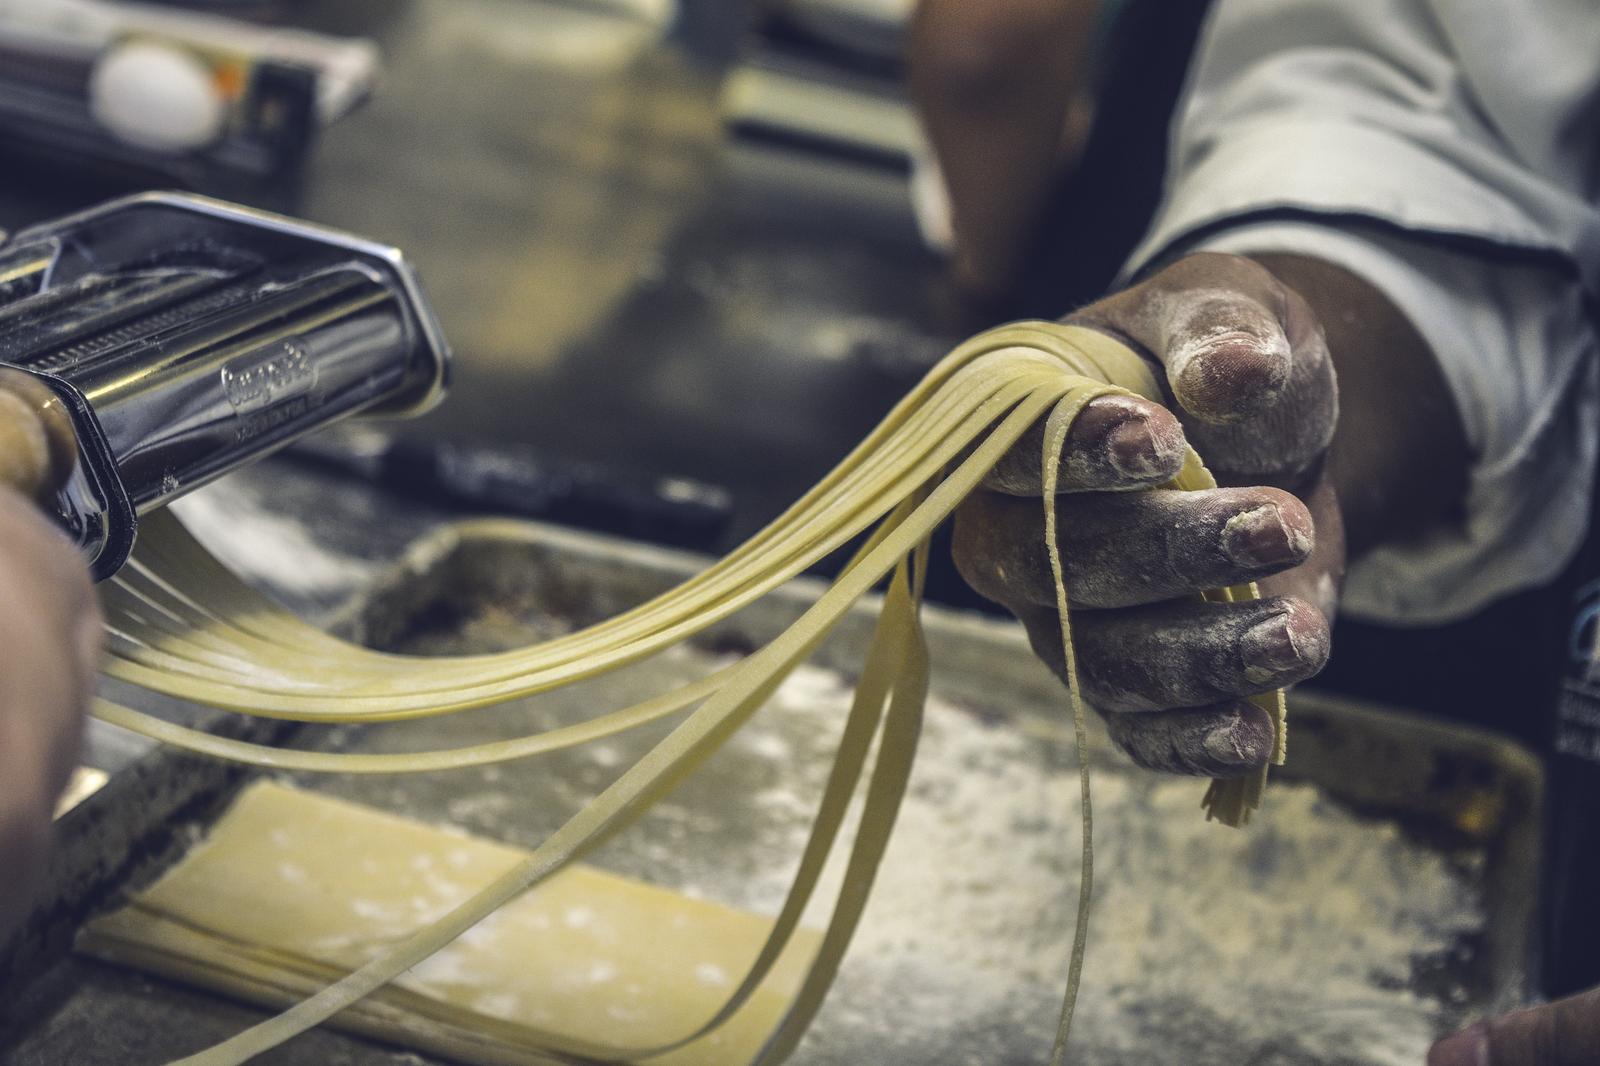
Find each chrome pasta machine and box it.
[0,192,450,579]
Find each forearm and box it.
[908,0,1099,297]
[1245,254,1470,560]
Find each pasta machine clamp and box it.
[0,192,451,580]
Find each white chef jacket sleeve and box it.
[1122,0,1600,625]
[1194,222,1596,625]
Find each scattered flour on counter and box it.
[317,624,1491,1066]
[722,663,1486,1066]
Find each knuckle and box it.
[1075,604,1222,711]
[1105,703,1271,777]
[951,496,1037,607]
[949,506,991,596]
[1018,609,1070,686]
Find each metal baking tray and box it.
[2,516,1543,1066]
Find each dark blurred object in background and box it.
[1007,0,1216,319]
[290,427,735,551]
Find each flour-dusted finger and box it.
[982,393,1187,496]
[1014,597,1328,713]
[1101,701,1277,777]
[952,485,1314,610]
[1072,253,1338,487]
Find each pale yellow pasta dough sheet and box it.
[79,781,823,1065]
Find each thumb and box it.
[1071,252,1337,486]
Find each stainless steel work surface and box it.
[3,502,1542,1066]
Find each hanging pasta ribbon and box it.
[84,322,1285,1065]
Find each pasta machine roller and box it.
[0,191,450,579]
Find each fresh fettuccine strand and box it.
[92,322,1285,1065]
[1042,392,1099,1065]
[161,377,1057,1066]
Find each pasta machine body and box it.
[0,191,451,579]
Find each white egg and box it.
[88,39,229,154]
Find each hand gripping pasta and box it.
[85,322,1287,1065]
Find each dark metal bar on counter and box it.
[287,430,735,552]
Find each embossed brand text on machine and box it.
[221,340,317,416]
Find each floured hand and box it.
[953,253,1342,776]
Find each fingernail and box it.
[1106,416,1158,479]
[1240,613,1305,683]
[1428,1024,1488,1066]
[1170,328,1291,420]
[1202,721,1257,768]
[1221,504,1304,569]
[1106,414,1181,481]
